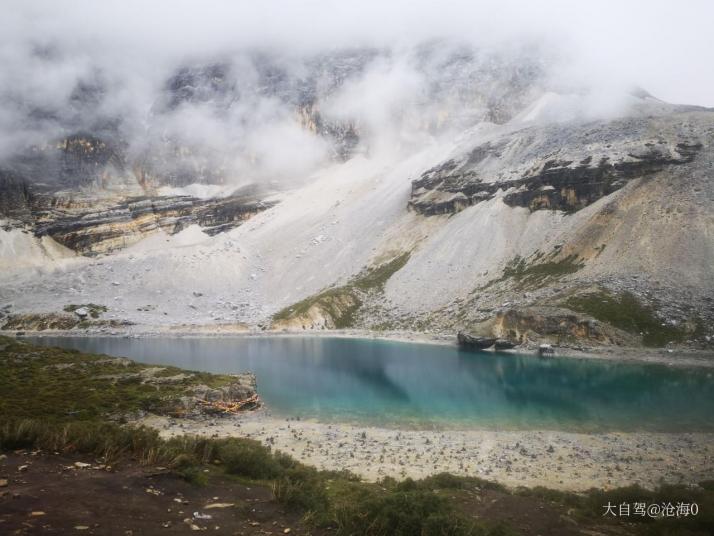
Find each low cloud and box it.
[1,0,712,187]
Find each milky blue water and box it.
[29,336,714,432]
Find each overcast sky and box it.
[3,0,712,106]
[1,0,712,180]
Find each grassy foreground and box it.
[1,336,713,535]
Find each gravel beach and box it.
[142,411,714,491]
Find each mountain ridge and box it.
[1,44,712,351]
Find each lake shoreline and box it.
[5,333,713,494]
[12,325,714,368]
[141,410,714,492]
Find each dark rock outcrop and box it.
[457,332,496,350]
[0,171,34,222]
[494,338,518,350]
[501,144,701,212]
[31,188,275,255]
[1,164,276,255]
[409,118,704,216]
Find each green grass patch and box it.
[518,483,714,535]
[272,252,410,329]
[63,303,108,319]
[218,437,283,479]
[352,252,411,292]
[0,418,219,467]
[272,287,362,328]
[334,488,480,536]
[273,465,331,513]
[564,290,693,347]
[501,253,584,289]
[0,336,239,422]
[477,251,585,292]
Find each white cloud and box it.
[0,0,711,182]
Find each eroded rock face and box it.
[1,312,131,331]
[0,171,34,222]
[192,374,257,404]
[30,187,275,255]
[271,290,361,331]
[0,176,275,255]
[409,116,705,216]
[489,307,630,345]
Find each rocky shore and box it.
[143,411,714,492]
[11,326,714,368]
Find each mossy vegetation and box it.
[1,313,79,331]
[2,305,125,331]
[516,483,714,536]
[271,287,362,328]
[272,252,410,329]
[501,253,584,289]
[0,336,237,421]
[564,290,694,347]
[331,485,491,536]
[352,252,411,292]
[63,303,108,319]
[478,251,585,292]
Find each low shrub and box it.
[334,488,477,536]
[217,438,281,479]
[273,466,330,513]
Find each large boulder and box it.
[192,373,257,404]
[490,306,633,345]
[457,332,496,350]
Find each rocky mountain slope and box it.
[1,43,712,350]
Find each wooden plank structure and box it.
[196,394,261,414]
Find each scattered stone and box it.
[204,503,234,509]
[74,462,91,469]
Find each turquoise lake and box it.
[29,336,714,432]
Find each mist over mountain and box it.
[1,38,557,191]
[0,0,713,351]
[2,0,712,186]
